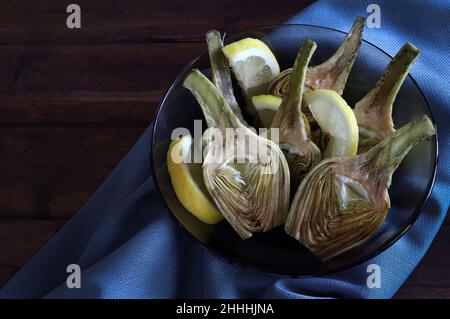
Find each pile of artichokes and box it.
[180,17,436,261]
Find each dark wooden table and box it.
[0,0,448,298]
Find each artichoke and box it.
[354,43,420,153]
[206,30,247,126]
[183,69,290,239]
[267,16,365,98]
[285,115,435,261]
[270,39,321,189]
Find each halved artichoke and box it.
[206,30,247,125]
[267,16,365,98]
[354,43,420,153]
[285,115,435,260]
[270,39,321,189]
[183,69,290,239]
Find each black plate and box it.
[150,25,438,276]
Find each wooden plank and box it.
[0,42,204,95]
[0,92,161,127]
[0,0,314,45]
[0,127,145,219]
[0,220,65,287]
[0,265,16,290]
[0,42,204,126]
[394,283,447,299]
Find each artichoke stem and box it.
[183,69,241,131]
[306,16,365,94]
[206,30,247,126]
[362,115,435,186]
[357,43,419,114]
[272,39,316,134]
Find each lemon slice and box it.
[167,135,223,224]
[303,89,358,158]
[252,94,282,128]
[222,38,280,113]
[252,94,311,134]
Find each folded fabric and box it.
[1,0,449,299]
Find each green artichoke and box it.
[285,116,435,260]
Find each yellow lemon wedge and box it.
[167,135,223,224]
[223,38,280,115]
[252,94,311,134]
[252,94,282,128]
[303,89,358,158]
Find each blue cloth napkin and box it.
[1,0,449,299]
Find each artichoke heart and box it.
[267,68,292,99]
[354,43,420,153]
[267,16,365,99]
[183,69,290,239]
[270,39,321,189]
[285,116,435,260]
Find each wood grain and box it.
[0,127,145,219]
[1,43,204,96]
[0,0,447,298]
[0,0,314,44]
[0,92,161,127]
[0,220,65,287]
[0,42,204,126]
